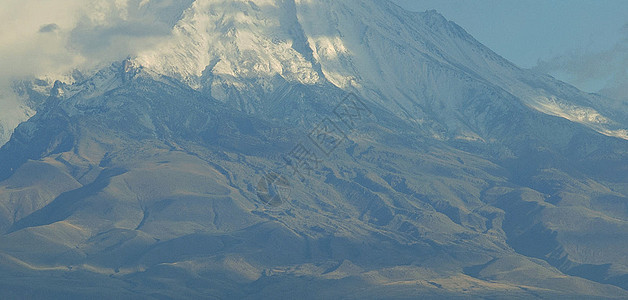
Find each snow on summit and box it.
[136,0,323,86]
[1,0,626,145]
[136,0,628,140]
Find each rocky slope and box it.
[0,0,627,298]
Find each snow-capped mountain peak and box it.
[2,1,628,298]
[130,0,626,140]
[1,0,625,148]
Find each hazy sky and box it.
[391,0,627,68]
[391,0,628,96]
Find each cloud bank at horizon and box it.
[534,23,628,102]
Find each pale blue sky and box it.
[391,0,627,67]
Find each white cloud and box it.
[0,0,81,81]
[0,0,191,82]
[0,0,193,145]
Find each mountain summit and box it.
[134,0,627,139]
[1,1,627,299]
